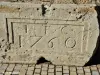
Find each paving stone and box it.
[1,63,100,75]
[0,64,8,70]
[12,71,20,75]
[42,64,48,67]
[0,64,8,74]
[84,67,91,73]
[49,65,54,69]
[78,74,85,75]
[34,73,40,75]
[63,74,69,75]
[70,72,77,75]
[19,65,28,75]
[70,67,76,72]
[91,66,97,71]
[0,69,5,74]
[56,67,62,72]
[6,64,15,72]
[27,70,33,75]
[5,72,12,75]
[56,72,62,75]
[42,67,48,71]
[48,68,54,73]
[19,69,27,75]
[63,69,69,74]
[97,65,100,69]
[85,73,91,75]
[48,72,54,75]
[29,64,35,67]
[34,68,41,73]
[98,69,100,73]
[56,65,62,68]
[77,69,84,74]
[14,64,22,71]
[63,66,69,70]
[41,70,47,75]
[28,66,35,71]
[77,67,83,70]
[92,71,99,75]
[35,65,41,69]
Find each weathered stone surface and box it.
[0,0,100,4]
[0,3,99,66]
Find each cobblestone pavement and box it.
[0,63,100,75]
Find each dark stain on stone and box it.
[36,56,52,64]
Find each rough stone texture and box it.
[0,0,100,4]
[0,2,99,66]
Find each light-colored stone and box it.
[5,72,12,75]
[48,73,54,75]
[70,72,77,75]
[0,3,99,66]
[34,69,41,73]
[6,64,15,72]
[27,70,33,75]
[49,65,54,69]
[84,67,91,73]
[48,68,54,72]
[85,73,91,75]
[12,71,20,75]
[63,69,69,74]
[41,70,47,75]
[63,66,69,70]
[42,67,48,71]
[1,0,100,4]
[19,65,28,75]
[56,72,62,75]
[92,71,99,75]
[35,65,41,69]
[14,64,22,71]
[91,66,97,70]
[70,67,76,72]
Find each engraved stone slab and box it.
[0,3,99,66]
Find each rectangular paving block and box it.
[92,71,99,75]
[0,3,99,66]
[6,64,15,72]
[12,71,20,75]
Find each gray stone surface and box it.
[0,3,99,66]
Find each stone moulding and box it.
[0,3,99,66]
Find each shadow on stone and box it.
[36,56,52,64]
[85,6,100,66]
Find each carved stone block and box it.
[0,3,99,66]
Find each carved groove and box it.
[6,18,9,42]
[19,35,21,47]
[25,25,27,33]
[31,37,42,47]
[11,22,14,44]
